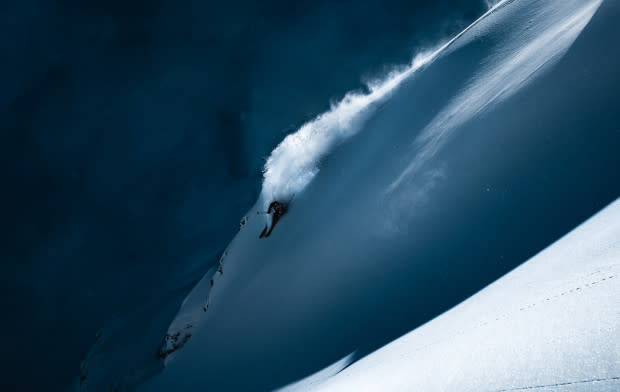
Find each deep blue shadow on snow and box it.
[0,0,488,390]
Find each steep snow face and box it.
[139,0,620,390]
[387,0,603,192]
[258,0,515,208]
[258,47,441,207]
[260,0,602,207]
[304,198,620,392]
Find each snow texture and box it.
[303,198,620,391]
[274,352,356,392]
[131,0,620,390]
[259,0,514,208]
[259,46,442,208]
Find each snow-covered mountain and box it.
[79,0,620,390]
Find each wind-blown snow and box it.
[259,0,514,206]
[133,0,620,390]
[261,0,602,206]
[258,48,440,206]
[485,0,503,9]
[387,0,602,192]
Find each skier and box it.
[259,201,286,238]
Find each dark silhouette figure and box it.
[259,201,286,238]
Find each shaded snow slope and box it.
[304,198,620,392]
[258,0,506,207]
[137,0,620,390]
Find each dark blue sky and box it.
[1,1,488,390]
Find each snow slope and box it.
[135,0,620,390]
[302,198,620,392]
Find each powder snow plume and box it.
[258,0,513,208]
[258,47,441,207]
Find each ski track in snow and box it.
[304,198,620,392]
[493,376,620,392]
